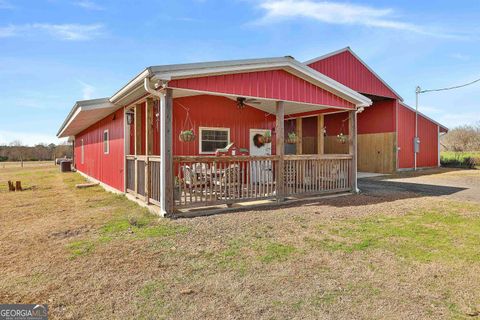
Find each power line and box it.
[419,77,480,93]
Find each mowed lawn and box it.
[1,165,480,319]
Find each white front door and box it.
[249,129,272,184]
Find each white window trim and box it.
[81,139,84,164]
[103,129,110,155]
[199,127,230,154]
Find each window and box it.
[103,129,109,154]
[81,139,84,164]
[199,127,230,154]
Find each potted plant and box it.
[179,129,195,142]
[286,132,297,144]
[336,132,347,144]
[263,130,272,144]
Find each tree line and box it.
[441,122,480,152]
[0,141,72,162]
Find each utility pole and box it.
[414,76,479,171]
[414,86,421,171]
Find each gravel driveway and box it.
[359,168,480,203]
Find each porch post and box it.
[160,88,174,215]
[145,98,154,204]
[317,115,324,154]
[276,101,285,202]
[349,110,358,193]
[134,103,142,194]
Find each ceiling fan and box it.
[236,97,261,109]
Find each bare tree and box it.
[442,122,480,152]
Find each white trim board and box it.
[76,169,123,195]
[76,169,161,215]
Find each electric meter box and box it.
[413,137,420,153]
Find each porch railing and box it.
[126,155,161,205]
[284,155,352,195]
[172,154,353,209]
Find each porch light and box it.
[126,110,134,125]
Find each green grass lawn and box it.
[1,164,480,319]
[441,151,480,168]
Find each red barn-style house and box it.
[57,48,447,216]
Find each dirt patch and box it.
[1,165,480,319]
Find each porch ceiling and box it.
[172,88,336,115]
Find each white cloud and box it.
[73,0,104,11]
[254,0,462,38]
[0,25,16,37]
[450,53,470,61]
[0,0,14,9]
[79,81,96,100]
[0,23,104,41]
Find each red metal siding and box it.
[417,115,439,168]
[324,112,349,136]
[357,99,396,134]
[397,105,415,169]
[397,105,438,169]
[308,50,398,99]
[323,99,396,136]
[74,109,124,191]
[169,69,355,109]
[172,95,275,155]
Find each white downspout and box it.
[144,77,168,216]
[353,106,364,193]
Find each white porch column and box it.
[160,88,174,216]
[349,110,358,193]
[276,101,285,202]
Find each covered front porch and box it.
[116,57,370,216]
[124,91,360,216]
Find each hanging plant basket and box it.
[263,130,272,144]
[179,129,195,142]
[286,132,297,144]
[336,132,347,144]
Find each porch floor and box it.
[171,191,352,218]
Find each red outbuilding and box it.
[306,47,448,173]
[58,49,447,216]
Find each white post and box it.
[159,92,166,215]
[349,110,358,193]
[159,88,173,216]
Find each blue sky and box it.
[0,0,479,145]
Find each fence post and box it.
[276,101,285,202]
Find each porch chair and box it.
[321,163,347,188]
[213,164,241,200]
[181,165,206,193]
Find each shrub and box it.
[440,152,480,169]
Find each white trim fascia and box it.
[399,101,448,131]
[198,126,231,154]
[110,69,151,103]
[57,98,115,138]
[304,47,404,101]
